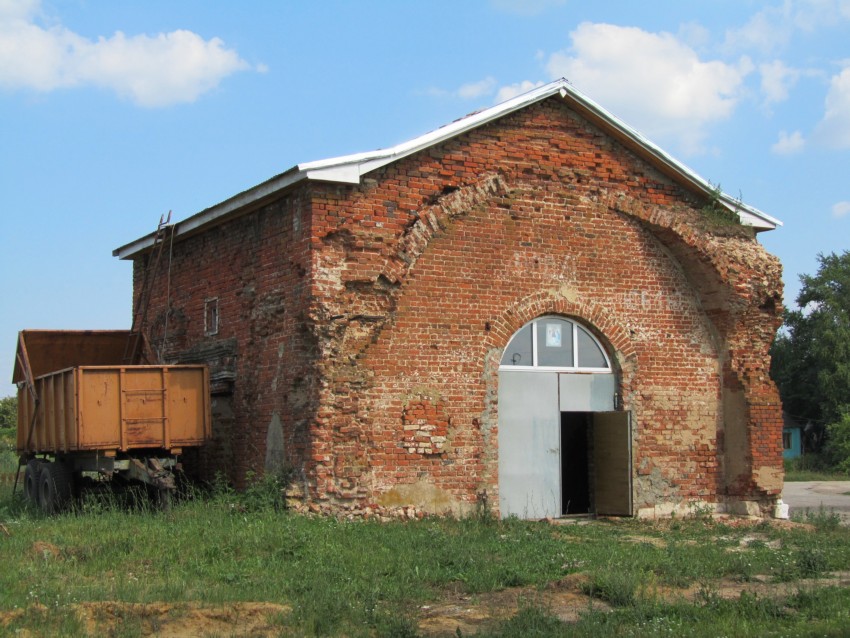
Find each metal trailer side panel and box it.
[12,330,132,383]
[165,366,211,446]
[17,368,79,454]
[77,366,210,451]
[78,368,123,449]
[14,332,210,456]
[16,385,30,452]
[18,365,209,455]
[117,367,166,449]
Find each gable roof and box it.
[114,78,781,260]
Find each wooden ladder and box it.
[123,212,172,364]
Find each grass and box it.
[2,479,850,637]
[784,456,850,482]
[0,426,17,474]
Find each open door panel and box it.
[593,411,632,516]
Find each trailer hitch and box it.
[127,457,176,491]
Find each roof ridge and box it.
[114,78,779,260]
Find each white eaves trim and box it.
[114,78,780,260]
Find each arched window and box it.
[499,317,610,372]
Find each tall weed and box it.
[797,505,843,532]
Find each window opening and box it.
[502,322,533,367]
[577,324,607,368]
[536,319,573,367]
[500,317,610,371]
[204,298,219,336]
[782,432,792,450]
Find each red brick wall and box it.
[133,95,783,516]
[134,194,315,486]
[306,97,783,516]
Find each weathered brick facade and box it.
[121,81,784,518]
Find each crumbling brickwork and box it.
[134,194,316,486]
[131,94,783,518]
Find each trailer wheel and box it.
[24,459,42,505]
[38,463,73,514]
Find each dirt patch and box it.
[622,534,667,548]
[3,569,849,636]
[418,577,612,637]
[0,601,290,637]
[30,541,62,560]
[416,570,850,636]
[666,571,850,603]
[78,602,290,637]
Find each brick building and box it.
[114,79,785,519]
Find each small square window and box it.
[782,432,792,450]
[204,298,219,336]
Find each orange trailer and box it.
[13,330,211,512]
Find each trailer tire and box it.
[24,459,42,505]
[38,463,73,514]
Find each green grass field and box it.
[4,421,850,637]
[0,426,16,477]
[784,456,850,482]
[2,474,850,637]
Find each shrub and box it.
[825,411,850,474]
[240,469,290,512]
[582,569,654,607]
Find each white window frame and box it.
[499,317,611,373]
[204,297,219,336]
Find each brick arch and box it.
[485,288,637,366]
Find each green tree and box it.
[826,413,850,473]
[0,395,17,430]
[771,251,850,446]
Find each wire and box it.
[158,222,176,364]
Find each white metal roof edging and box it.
[114,78,780,260]
[554,80,782,229]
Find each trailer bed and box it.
[17,365,210,455]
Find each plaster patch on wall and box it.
[634,466,679,508]
[558,284,579,303]
[265,412,285,474]
[753,465,783,493]
[271,343,286,392]
[376,480,469,516]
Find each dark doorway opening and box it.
[561,411,591,515]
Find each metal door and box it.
[593,411,633,515]
[498,371,560,518]
[558,372,616,411]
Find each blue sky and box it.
[2,0,849,397]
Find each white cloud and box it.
[545,23,752,154]
[724,6,793,55]
[421,77,500,101]
[676,22,711,51]
[760,60,800,106]
[0,0,38,21]
[495,80,544,103]
[813,65,850,148]
[0,0,254,107]
[833,201,850,218]
[725,1,850,55]
[457,76,497,100]
[771,130,805,155]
